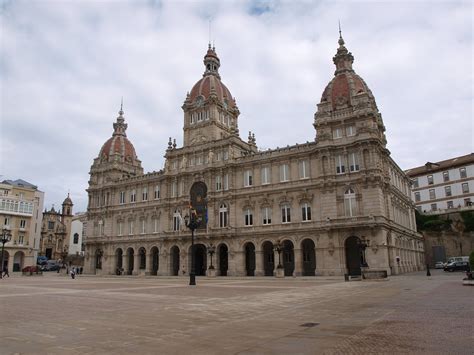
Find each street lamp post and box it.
[207,243,215,270]
[184,208,201,286]
[1,227,12,279]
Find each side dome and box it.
[62,194,73,206]
[98,108,138,163]
[187,45,236,109]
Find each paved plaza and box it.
[0,271,472,354]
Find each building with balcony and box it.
[405,153,474,213]
[0,179,44,271]
[84,34,424,277]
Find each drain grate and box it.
[300,322,320,328]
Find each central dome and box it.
[188,46,236,109]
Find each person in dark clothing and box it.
[2,267,10,278]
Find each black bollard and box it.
[426,264,431,276]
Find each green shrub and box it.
[460,211,474,232]
[470,251,474,267]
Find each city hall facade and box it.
[84,35,424,277]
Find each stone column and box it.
[158,250,167,276]
[255,250,264,276]
[274,248,284,278]
[133,252,140,276]
[121,254,127,275]
[146,252,153,276]
[231,251,244,276]
[294,247,302,276]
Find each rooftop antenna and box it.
[119,96,124,116]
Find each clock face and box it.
[196,96,203,107]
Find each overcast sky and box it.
[1,0,472,213]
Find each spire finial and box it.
[338,21,344,46]
[208,19,212,48]
[119,97,124,116]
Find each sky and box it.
[1,0,473,213]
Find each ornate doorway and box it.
[218,244,228,276]
[245,242,256,276]
[192,244,207,276]
[126,248,134,275]
[171,246,180,276]
[151,247,159,276]
[263,241,274,276]
[345,236,362,276]
[116,248,123,270]
[301,239,316,276]
[283,240,294,276]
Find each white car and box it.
[435,261,445,269]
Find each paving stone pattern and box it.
[0,270,472,354]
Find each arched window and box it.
[344,188,356,217]
[219,203,228,227]
[173,209,181,231]
[301,202,311,221]
[281,204,291,223]
[73,233,79,244]
[261,207,272,225]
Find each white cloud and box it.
[1,0,472,212]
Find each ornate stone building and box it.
[39,195,74,261]
[84,34,424,277]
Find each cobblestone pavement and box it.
[0,270,472,354]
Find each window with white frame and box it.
[216,176,222,191]
[223,174,229,190]
[429,189,436,199]
[443,171,450,182]
[333,127,342,139]
[18,235,24,245]
[173,209,181,231]
[219,203,228,227]
[244,208,253,226]
[153,218,158,233]
[346,125,356,136]
[142,187,148,201]
[261,166,271,185]
[118,221,123,236]
[445,186,452,197]
[130,189,136,203]
[281,204,291,223]
[141,219,146,234]
[447,201,454,209]
[180,180,185,196]
[244,170,253,187]
[20,219,26,228]
[414,192,421,202]
[412,178,419,188]
[154,185,160,199]
[301,203,311,221]
[336,155,346,174]
[223,150,228,160]
[344,188,356,217]
[427,175,434,185]
[299,160,309,179]
[462,183,469,193]
[464,198,472,206]
[280,164,290,182]
[431,203,437,211]
[128,220,134,235]
[349,152,360,172]
[119,191,125,204]
[459,167,467,179]
[262,207,272,225]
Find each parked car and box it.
[434,261,445,269]
[37,256,48,265]
[443,261,470,272]
[22,265,40,273]
[40,261,61,272]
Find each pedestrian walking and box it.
[2,266,9,278]
[70,268,75,279]
[79,267,83,274]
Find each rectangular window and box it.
[262,207,272,225]
[336,155,345,174]
[427,175,434,185]
[413,178,419,188]
[281,205,291,223]
[462,183,469,193]
[414,192,421,202]
[129,221,134,235]
[118,222,123,236]
[333,127,342,139]
[261,166,271,185]
[154,185,160,199]
[346,125,356,136]
[465,198,472,207]
[171,181,178,197]
[130,189,136,203]
[141,220,146,234]
[154,218,158,233]
[142,187,148,201]
[445,186,452,197]
[301,203,312,221]
[3,217,9,227]
[216,176,222,191]
[48,221,54,230]
[244,170,253,187]
[298,161,309,179]
[223,150,228,160]
[430,203,437,211]
[447,201,454,209]
[349,152,359,172]
[429,189,436,199]
[280,164,290,182]
[18,235,24,245]
[20,219,26,228]
[459,167,467,179]
[443,171,450,182]
[180,180,185,196]
[223,174,229,191]
[244,209,253,226]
